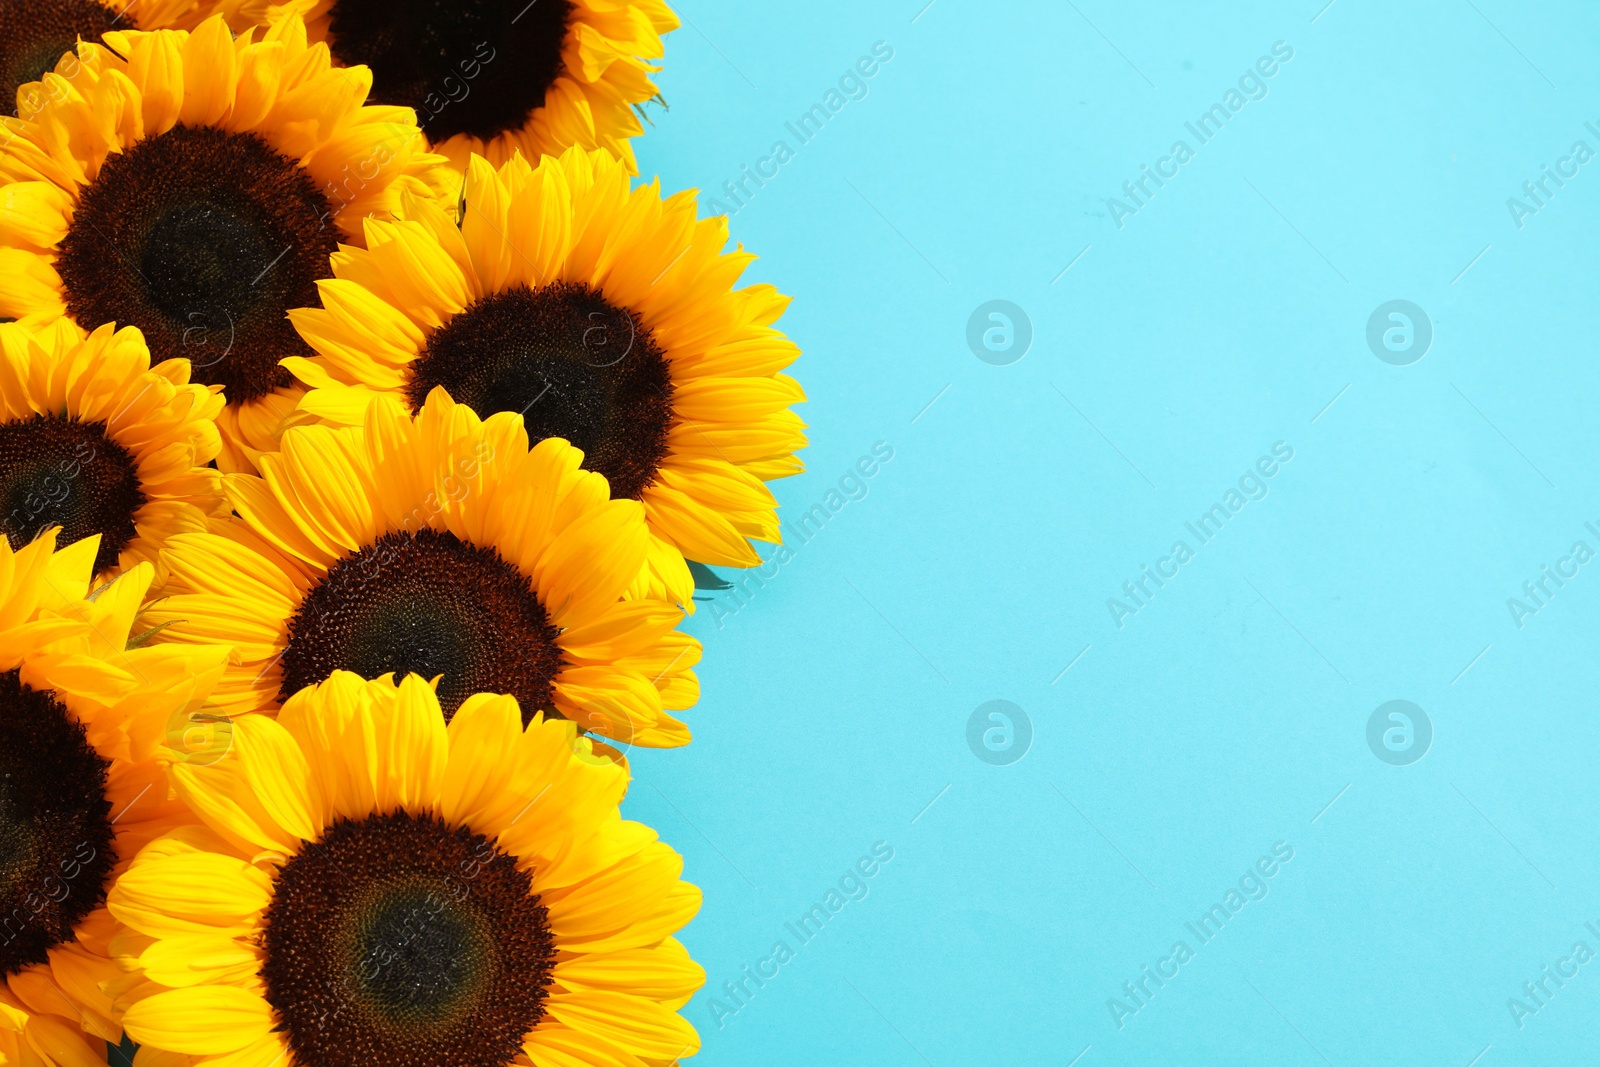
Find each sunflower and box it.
[277,0,677,175]
[0,528,228,1061]
[286,147,806,608]
[144,387,699,748]
[0,320,224,577]
[111,670,704,1067]
[0,13,449,472]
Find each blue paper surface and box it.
[624,3,1600,1063]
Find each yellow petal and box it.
[385,673,449,811]
[169,735,310,857]
[122,986,275,1055]
[440,691,525,830]
[110,851,271,938]
[522,1024,650,1067]
[543,989,700,1060]
[179,16,238,126]
[461,154,513,292]
[132,934,260,988]
[554,940,705,1003]
[130,29,185,134]
[536,499,647,621]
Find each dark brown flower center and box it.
[261,811,554,1067]
[0,0,118,118]
[327,0,574,143]
[0,669,115,977]
[57,124,340,404]
[0,414,144,573]
[279,528,562,721]
[407,283,674,499]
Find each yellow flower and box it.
[112,671,704,1067]
[0,13,449,472]
[278,0,678,174]
[0,320,224,577]
[145,387,700,748]
[288,147,806,607]
[0,529,227,1060]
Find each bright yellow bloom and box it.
[275,0,677,174]
[0,321,224,577]
[146,388,699,747]
[0,13,449,471]
[112,671,704,1067]
[288,147,806,607]
[0,530,227,1061]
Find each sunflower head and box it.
[113,671,704,1067]
[146,388,700,747]
[0,529,227,1052]
[0,320,225,577]
[0,12,452,471]
[283,0,678,173]
[286,147,807,607]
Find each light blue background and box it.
[622,2,1600,1064]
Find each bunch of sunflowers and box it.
[0,2,803,1064]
